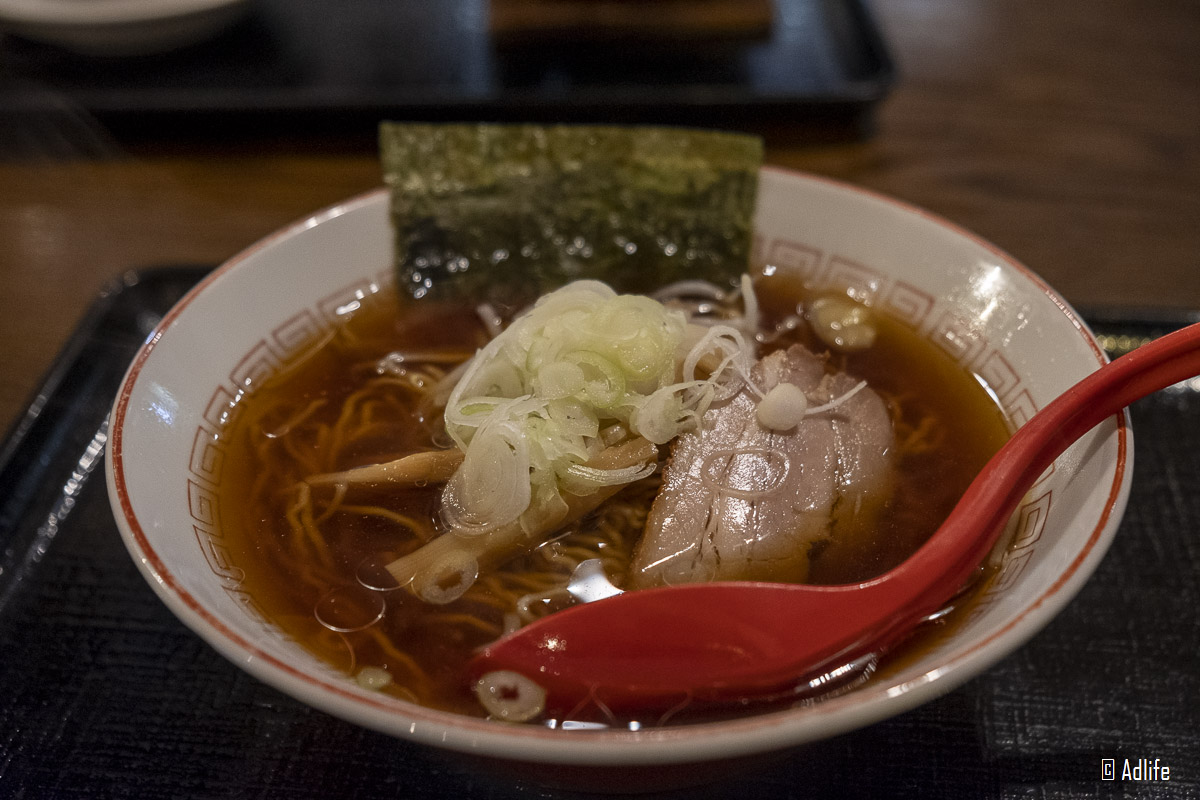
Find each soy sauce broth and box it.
[753,271,1013,584]
[215,276,1012,723]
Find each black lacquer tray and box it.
[0,0,893,139]
[0,267,1196,799]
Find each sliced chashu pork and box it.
[628,344,893,588]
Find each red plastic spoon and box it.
[469,322,1200,720]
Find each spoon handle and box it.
[470,323,1200,719]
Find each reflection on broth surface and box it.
[216,274,1011,725]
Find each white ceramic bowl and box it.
[106,168,1130,784]
[0,0,250,56]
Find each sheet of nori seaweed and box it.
[380,123,762,310]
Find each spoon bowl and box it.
[470,321,1200,719]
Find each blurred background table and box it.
[2,0,1198,434]
[0,1,1197,797]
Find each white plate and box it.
[0,0,250,55]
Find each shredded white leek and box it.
[698,448,791,499]
[755,379,870,432]
[442,280,756,531]
[474,670,547,722]
[355,666,394,691]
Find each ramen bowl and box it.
[106,167,1129,787]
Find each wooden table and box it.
[2,0,1198,437]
